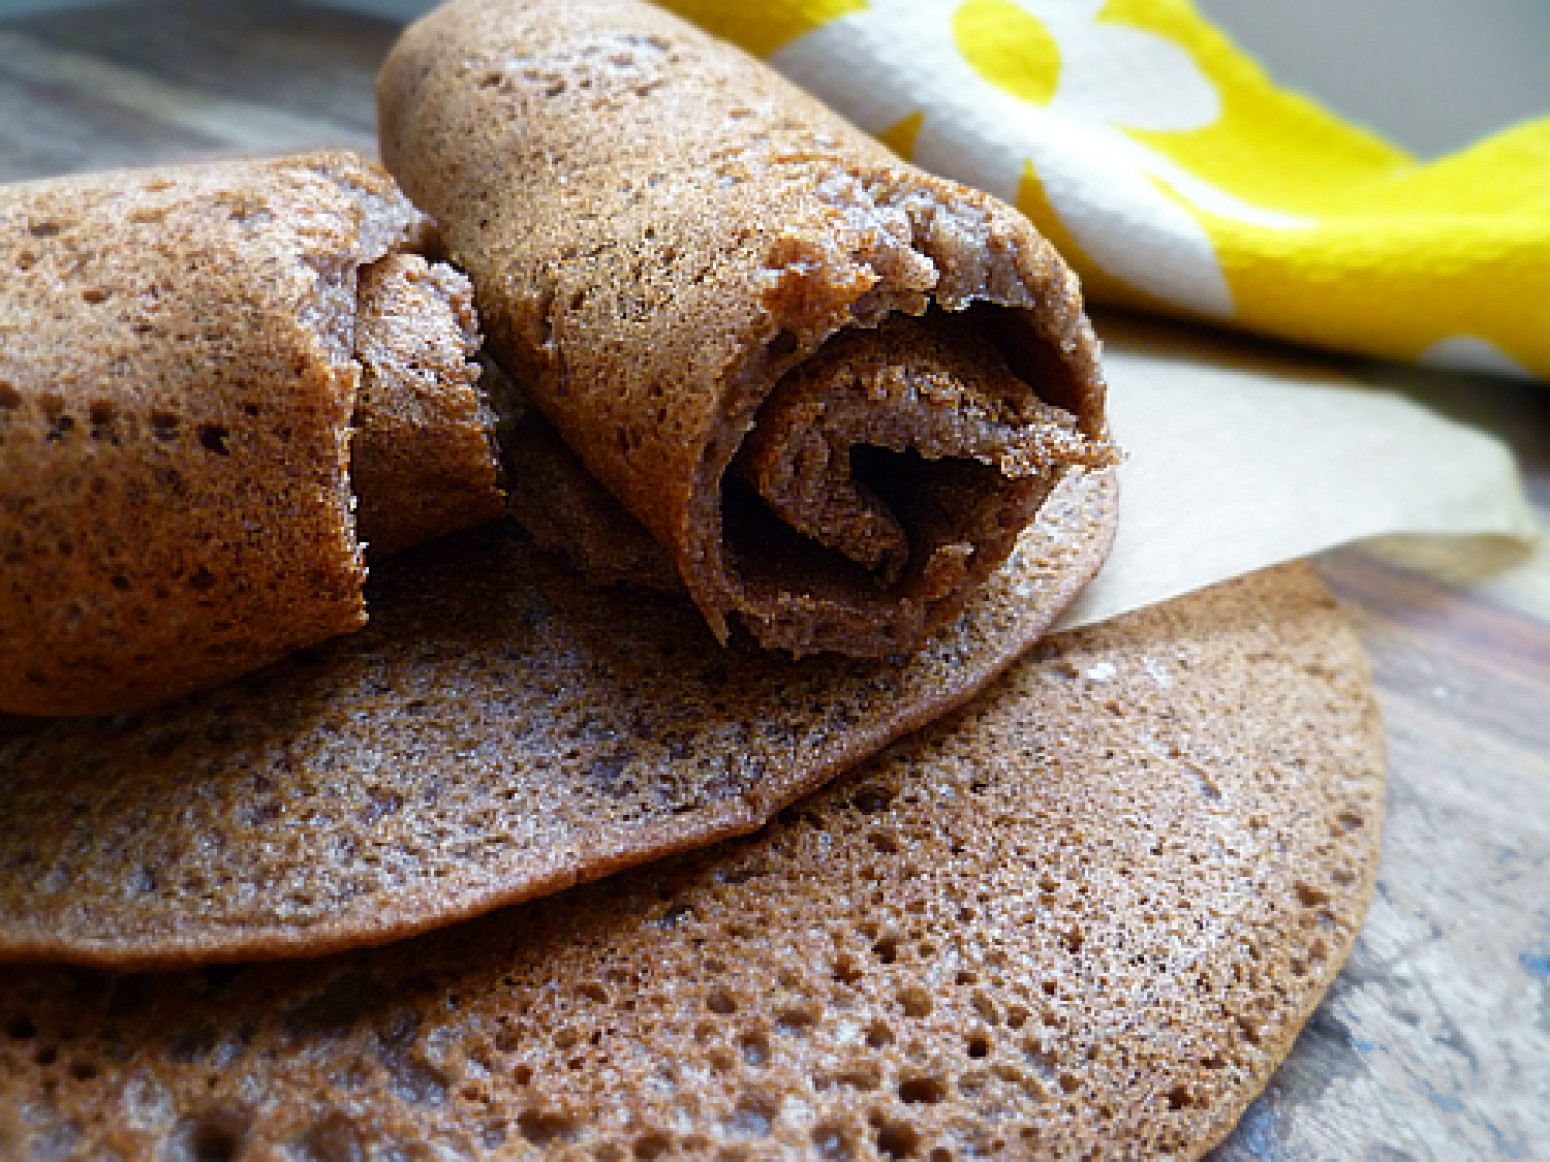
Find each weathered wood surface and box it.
[2,3,1547,1158]
[0,0,387,178]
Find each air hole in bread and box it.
[898,1075,947,1105]
[850,786,893,814]
[517,1109,580,1146]
[875,1118,921,1159]
[831,956,863,986]
[198,424,231,455]
[865,1020,893,1049]
[163,1112,247,1162]
[633,1129,672,1159]
[1294,882,1331,908]
[0,1016,36,1053]
[738,1031,770,1066]
[774,1004,818,1036]
[868,830,900,854]
[68,1058,99,1082]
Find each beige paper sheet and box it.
[1056,314,1540,631]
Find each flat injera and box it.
[0,468,1115,968]
[0,562,1384,1160]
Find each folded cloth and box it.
[661,0,1550,380]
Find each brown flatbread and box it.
[353,251,503,561]
[0,563,1383,1160]
[0,152,501,717]
[378,0,1116,659]
[0,467,1115,968]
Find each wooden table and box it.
[4,3,1547,1157]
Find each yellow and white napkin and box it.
[663,0,1550,380]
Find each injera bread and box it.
[0,468,1115,968]
[353,251,504,561]
[0,563,1385,1160]
[378,0,1116,659]
[0,152,502,717]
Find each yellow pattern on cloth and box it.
[661,0,1550,379]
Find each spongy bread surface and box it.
[0,469,1116,968]
[379,0,1112,657]
[352,252,505,559]
[0,152,439,716]
[503,407,686,592]
[0,563,1383,1160]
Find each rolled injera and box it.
[0,152,504,716]
[378,0,1116,658]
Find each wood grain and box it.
[2,2,1546,1158]
[0,0,389,179]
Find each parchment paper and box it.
[1056,313,1539,631]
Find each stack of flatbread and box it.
[0,0,1384,1157]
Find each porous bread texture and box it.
[378,0,1114,658]
[735,313,1090,585]
[0,564,1384,1161]
[353,252,505,559]
[0,152,499,716]
[727,313,1088,653]
[0,469,1115,968]
[504,408,685,592]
